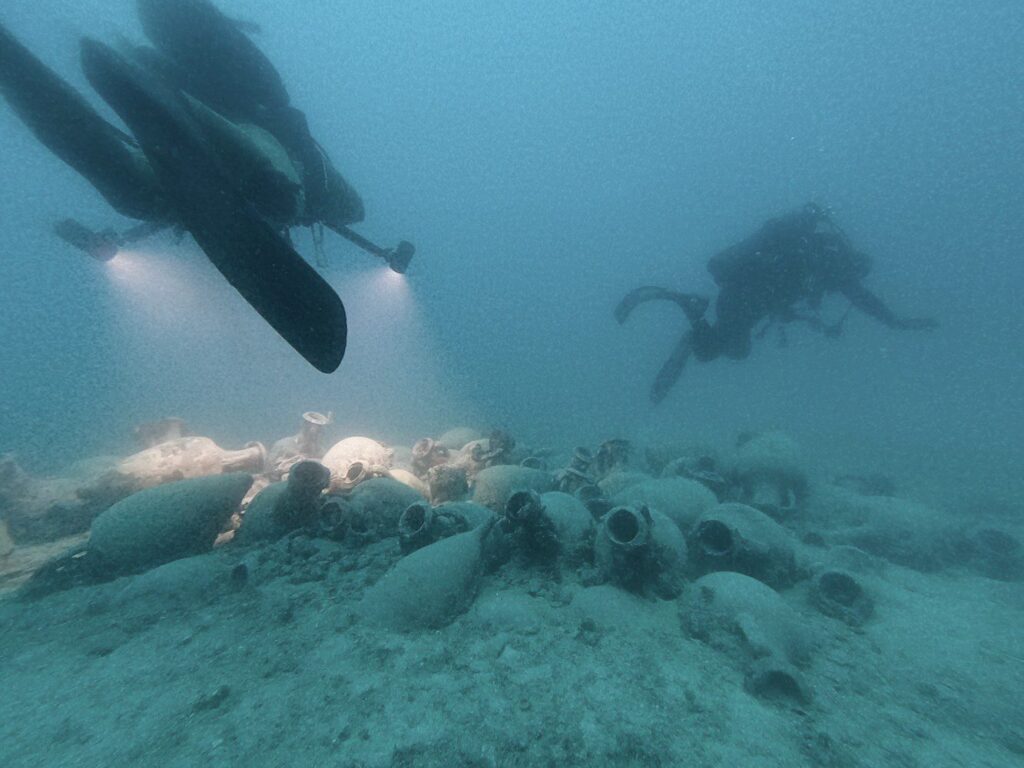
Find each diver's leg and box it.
[722,328,754,359]
[615,286,709,325]
[708,315,756,360]
[711,285,759,360]
[650,331,694,404]
[81,39,347,373]
[0,22,164,220]
[690,319,721,362]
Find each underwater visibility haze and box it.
[0,1,1022,766]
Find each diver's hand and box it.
[899,317,939,331]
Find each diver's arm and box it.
[841,282,937,330]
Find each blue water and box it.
[2,3,1024,766]
[2,1,1022,491]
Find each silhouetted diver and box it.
[0,19,346,371]
[0,7,415,370]
[80,39,347,373]
[132,1,417,270]
[617,204,938,403]
[134,0,365,236]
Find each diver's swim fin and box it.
[80,39,347,373]
[650,331,693,404]
[615,286,708,326]
[0,21,165,220]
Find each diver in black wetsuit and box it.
[0,18,348,371]
[1,0,414,372]
[133,0,365,232]
[616,203,938,403]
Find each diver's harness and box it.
[754,204,856,345]
[306,140,416,274]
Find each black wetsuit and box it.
[616,203,937,402]
[135,0,364,228]
[690,205,933,362]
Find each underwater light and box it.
[54,218,120,262]
[384,241,415,275]
[374,264,410,295]
[54,218,169,265]
[328,223,416,275]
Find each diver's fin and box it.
[0,21,165,220]
[615,286,708,325]
[81,38,346,373]
[650,331,693,404]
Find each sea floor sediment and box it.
[1,429,1021,768]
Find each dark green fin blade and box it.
[616,286,681,324]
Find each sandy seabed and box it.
[1,446,1022,768]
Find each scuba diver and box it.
[616,203,938,403]
[0,0,414,373]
